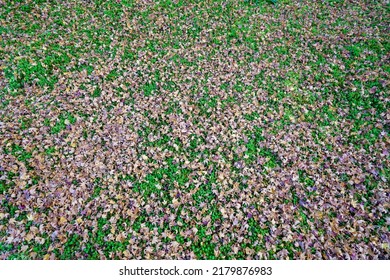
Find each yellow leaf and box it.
[25,233,34,242]
[141,155,148,161]
[172,198,180,208]
[59,216,67,225]
[123,250,131,258]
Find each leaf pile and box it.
[0,0,389,259]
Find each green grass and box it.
[50,113,76,134]
[0,0,388,260]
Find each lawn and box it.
[0,0,388,259]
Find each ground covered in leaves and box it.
[0,0,389,260]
